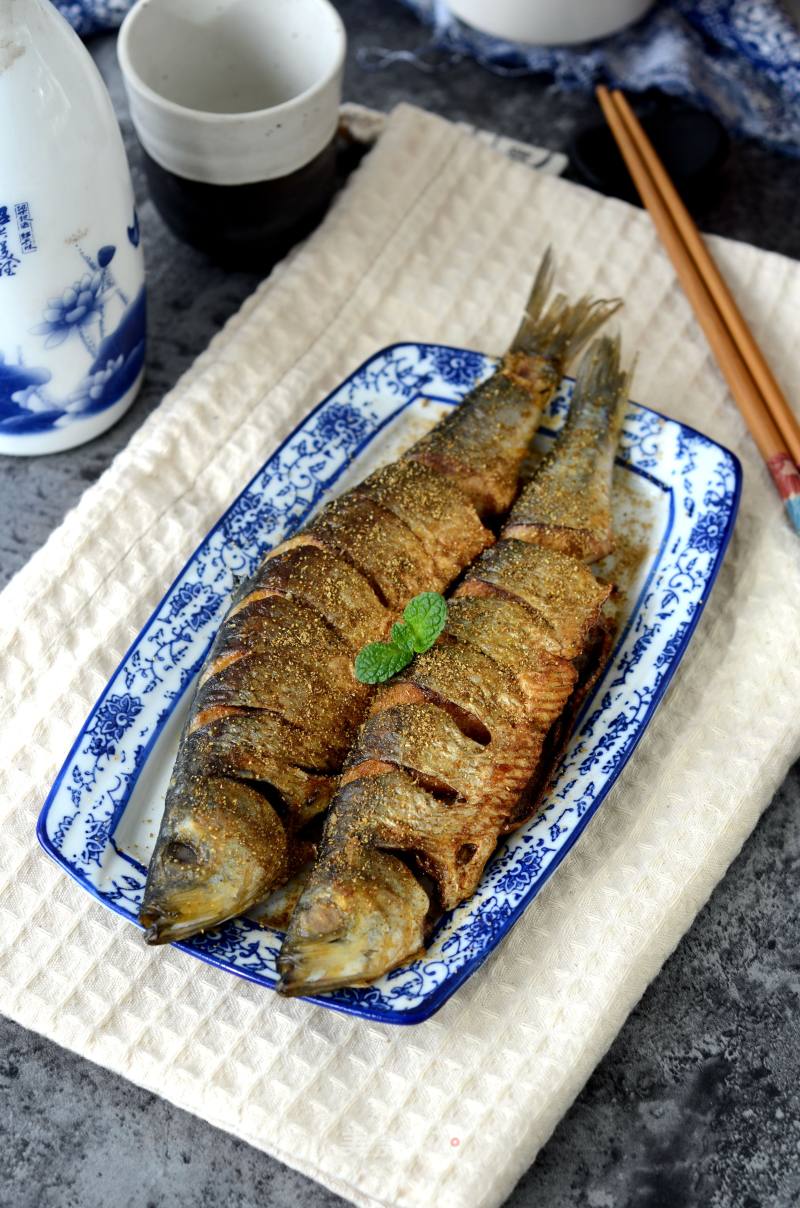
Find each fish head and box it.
[277,847,429,995]
[139,775,287,944]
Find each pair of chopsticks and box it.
[596,85,800,536]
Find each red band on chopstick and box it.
[767,452,800,501]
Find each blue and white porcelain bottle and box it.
[0,0,145,455]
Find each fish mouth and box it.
[276,942,418,997]
[140,905,238,945]
[276,973,357,998]
[276,968,319,997]
[276,934,354,996]
[276,928,403,997]
[276,954,360,998]
[141,911,194,945]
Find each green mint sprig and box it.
[355,592,448,684]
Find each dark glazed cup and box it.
[117,0,346,267]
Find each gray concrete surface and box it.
[1,2,799,1205]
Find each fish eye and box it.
[164,839,199,866]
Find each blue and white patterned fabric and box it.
[51,0,134,35]
[392,0,800,156]
[53,0,800,152]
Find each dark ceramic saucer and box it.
[572,95,729,206]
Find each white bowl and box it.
[448,0,654,46]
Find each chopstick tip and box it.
[785,495,800,537]
[767,452,800,536]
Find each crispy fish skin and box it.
[454,540,609,661]
[354,460,489,584]
[234,544,388,651]
[141,257,619,946]
[410,251,620,515]
[196,594,366,728]
[409,367,557,517]
[301,493,444,610]
[141,481,486,944]
[342,702,488,803]
[504,339,631,561]
[142,482,490,943]
[278,336,629,995]
[443,596,577,725]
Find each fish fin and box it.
[509,248,622,366]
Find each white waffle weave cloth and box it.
[2,105,799,1208]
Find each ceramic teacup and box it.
[118,0,346,266]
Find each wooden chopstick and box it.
[612,90,800,466]
[596,85,800,536]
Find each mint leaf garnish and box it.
[355,592,448,685]
[403,592,448,653]
[354,642,412,685]
[390,621,414,655]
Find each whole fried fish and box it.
[140,254,619,945]
[278,336,630,995]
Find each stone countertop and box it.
[2,3,799,1206]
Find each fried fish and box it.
[278,335,630,994]
[140,254,619,945]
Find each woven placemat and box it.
[2,104,799,1208]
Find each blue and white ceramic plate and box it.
[37,343,740,1024]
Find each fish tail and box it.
[509,248,622,368]
[572,333,633,416]
[503,334,634,561]
[565,335,635,464]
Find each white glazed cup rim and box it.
[117,0,346,125]
[118,0,346,185]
